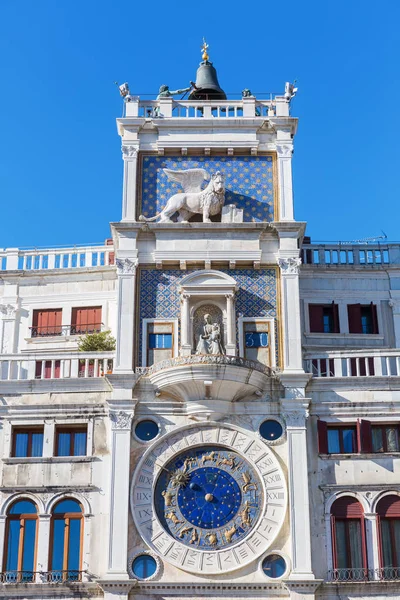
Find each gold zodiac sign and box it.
[165,511,184,525]
[217,453,237,469]
[190,529,199,544]
[240,500,252,527]
[201,451,217,464]
[161,490,174,507]
[178,525,193,538]
[182,456,197,473]
[171,470,190,488]
[224,523,237,543]
[205,532,218,546]
[242,471,257,493]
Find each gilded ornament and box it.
[224,523,237,543]
[205,532,218,546]
[217,453,238,469]
[165,511,184,525]
[240,500,252,527]
[201,450,217,464]
[178,526,193,538]
[161,490,174,507]
[242,471,257,493]
[170,470,190,488]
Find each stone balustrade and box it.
[0,243,114,272]
[0,351,115,381]
[304,349,400,378]
[301,243,400,267]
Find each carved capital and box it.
[282,409,308,428]
[109,410,133,430]
[278,257,302,275]
[0,304,17,318]
[116,258,138,275]
[225,293,235,300]
[121,145,138,158]
[276,143,293,157]
[389,299,400,314]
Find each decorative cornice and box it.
[116,258,138,274]
[278,257,302,274]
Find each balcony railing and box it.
[0,570,85,583]
[301,243,400,267]
[304,349,400,378]
[0,352,114,381]
[30,323,103,337]
[328,567,400,582]
[0,242,114,272]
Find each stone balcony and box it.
[136,355,281,402]
[304,348,400,378]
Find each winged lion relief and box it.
[139,168,225,223]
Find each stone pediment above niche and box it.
[179,270,237,295]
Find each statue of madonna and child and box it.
[195,314,225,355]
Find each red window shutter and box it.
[371,302,379,334]
[317,420,328,453]
[332,302,340,333]
[377,495,400,517]
[93,307,101,329]
[348,304,362,333]
[54,360,60,379]
[35,361,42,378]
[358,419,372,453]
[309,305,324,333]
[331,497,364,517]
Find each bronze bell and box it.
[189,61,227,101]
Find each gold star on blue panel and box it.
[140,155,275,222]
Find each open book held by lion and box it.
[139,168,225,223]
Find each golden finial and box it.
[201,38,209,62]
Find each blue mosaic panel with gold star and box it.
[140,155,275,222]
[138,268,278,365]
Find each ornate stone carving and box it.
[282,409,309,428]
[389,299,400,314]
[109,410,133,430]
[276,144,293,157]
[136,354,279,378]
[278,257,302,274]
[138,168,225,223]
[0,304,17,318]
[116,258,137,274]
[121,145,138,158]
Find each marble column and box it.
[106,409,134,579]
[276,141,294,221]
[225,293,236,355]
[180,294,191,356]
[121,146,139,221]
[365,512,380,579]
[114,259,137,374]
[278,257,303,372]
[36,513,51,579]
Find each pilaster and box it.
[0,302,19,354]
[281,391,314,581]
[276,139,294,221]
[121,145,139,221]
[389,298,400,347]
[114,258,137,374]
[36,513,51,574]
[278,257,303,371]
[106,406,134,579]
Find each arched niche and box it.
[179,270,237,356]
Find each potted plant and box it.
[77,330,116,376]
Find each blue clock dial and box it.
[154,446,262,550]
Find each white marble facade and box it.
[0,70,398,600]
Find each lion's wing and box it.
[163,168,209,193]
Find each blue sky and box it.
[0,0,398,248]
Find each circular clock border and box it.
[130,423,287,575]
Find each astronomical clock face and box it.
[131,425,287,575]
[154,446,262,550]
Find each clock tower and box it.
[105,45,318,600]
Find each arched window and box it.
[50,499,83,582]
[4,499,38,582]
[377,495,400,580]
[330,497,367,581]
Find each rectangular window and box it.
[71,307,102,335]
[309,303,340,333]
[12,428,44,457]
[327,426,357,453]
[55,427,87,457]
[31,309,62,337]
[371,425,400,452]
[146,322,174,366]
[348,303,378,334]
